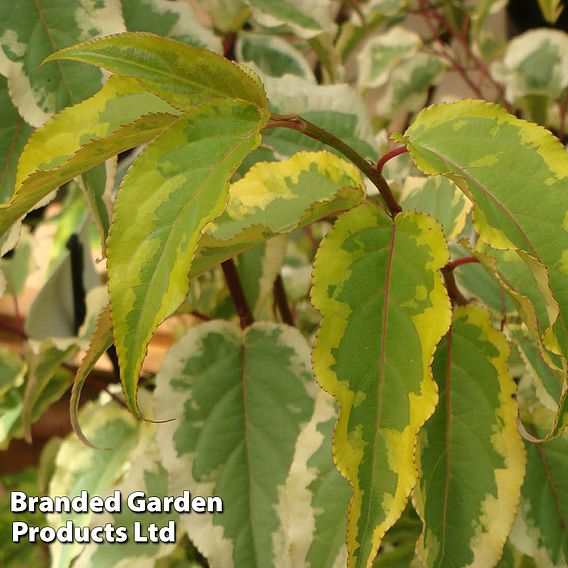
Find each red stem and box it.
[377,145,408,173]
[445,256,479,271]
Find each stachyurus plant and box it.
[0,1,567,567]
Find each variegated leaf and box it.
[415,305,526,568]
[357,27,421,90]
[0,75,33,203]
[49,397,141,568]
[283,390,351,568]
[503,29,568,104]
[0,75,179,238]
[47,32,268,111]
[155,321,316,568]
[376,53,446,121]
[512,327,564,413]
[69,306,114,449]
[236,32,314,81]
[0,225,35,295]
[107,100,268,417]
[450,243,515,317]
[402,100,568,360]
[510,422,568,567]
[191,150,365,277]
[73,430,176,568]
[261,75,378,160]
[198,0,250,33]
[311,204,452,568]
[472,243,559,356]
[0,0,125,127]
[21,338,77,441]
[237,237,287,319]
[400,176,471,241]
[247,0,335,39]
[121,0,221,52]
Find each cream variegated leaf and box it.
[285,391,351,568]
[503,29,568,104]
[49,397,141,568]
[0,75,33,203]
[261,74,378,160]
[121,0,221,52]
[415,306,526,568]
[247,0,335,39]
[402,100,568,361]
[357,27,421,90]
[311,204,452,568]
[107,100,268,417]
[236,32,315,81]
[155,321,316,568]
[0,0,125,127]
[376,53,446,121]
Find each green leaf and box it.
[236,32,315,81]
[510,424,568,567]
[503,29,568,103]
[121,0,222,52]
[49,397,140,568]
[537,0,564,24]
[0,0,125,127]
[47,32,268,111]
[0,76,33,203]
[415,305,526,568]
[191,150,366,276]
[108,100,268,417]
[357,26,421,90]
[261,75,378,160]
[376,53,446,121]
[402,99,568,361]
[155,321,316,568]
[311,204,452,568]
[400,175,472,241]
[0,75,179,238]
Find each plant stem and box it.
[376,145,408,173]
[441,256,478,305]
[265,114,402,217]
[441,266,469,306]
[274,274,295,326]
[221,258,254,329]
[445,256,479,270]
